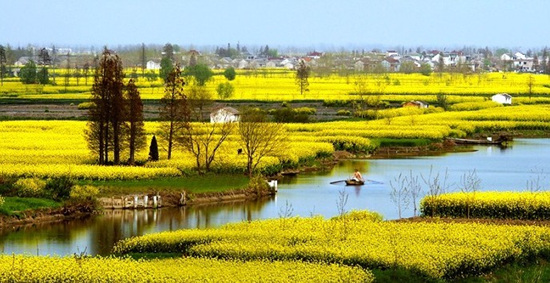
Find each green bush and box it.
[294,107,316,115]
[272,107,311,123]
[248,175,270,193]
[316,136,377,153]
[336,109,352,116]
[77,102,95,110]
[13,178,47,198]
[323,100,352,107]
[45,177,74,201]
[70,185,100,200]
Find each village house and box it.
[146,60,160,70]
[403,100,429,108]
[210,106,240,123]
[491,93,512,105]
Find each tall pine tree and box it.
[86,48,125,165]
[125,79,146,165]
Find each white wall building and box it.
[210,107,240,123]
[492,93,512,105]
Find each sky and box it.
[1,0,549,51]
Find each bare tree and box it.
[527,74,535,100]
[296,59,310,96]
[526,167,546,192]
[141,43,146,76]
[458,169,481,218]
[159,65,190,160]
[180,118,234,174]
[389,172,410,219]
[407,170,423,217]
[422,166,452,198]
[0,45,6,86]
[187,85,213,121]
[238,109,288,177]
[64,51,71,92]
[421,166,452,217]
[125,79,146,165]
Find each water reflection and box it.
[0,198,273,256]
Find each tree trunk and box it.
[128,122,136,165]
[113,122,120,165]
[167,120,174,160]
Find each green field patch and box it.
[82,174,250,196]
[0,197,61,215]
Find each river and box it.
[1,139,549,256]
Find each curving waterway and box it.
[1,139,550,256]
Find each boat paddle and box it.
[329,179,347,184]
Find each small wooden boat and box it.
[345,179,365,186]
[448,137,509,146]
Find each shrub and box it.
[216,82,234,99]
[248,175,270,193]
[77,102,95,110]
[331,210,383,222]
[69,185,99,200]
[336,109,352,116]
[294,107,316,115]
[13,178,47,198]
[0,196,4,207]
[272,107,311,123]
[45,177,74,201]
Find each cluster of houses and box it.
[499,52,546,73]
[144,48,546,74]
[10,44,547,75]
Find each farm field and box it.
[2,70,550,282]
[113,210,550,281]
[1,71,550,102]
[2,103,550,181]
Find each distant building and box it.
[491,93,512,105]
[146,60,160,70]
[210,106,240,123]
[403,100,429,108]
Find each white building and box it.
[146,60,160,70]
[491,93,512,105]
[210,107,240,123]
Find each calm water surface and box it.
[2,139,550,256]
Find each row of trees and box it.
[85,50,145,165]
[86,49,286,177]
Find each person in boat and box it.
[352,169,364,182]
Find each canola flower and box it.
[0,255,372,283]
[2,103,550,180]
[113,212,550,279]
[421,191,550,220]
[4,71,550,101]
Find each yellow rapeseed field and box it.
[421,191,550,219]
[2,103,550,179]
[0,255,372,282]
[2,71,550,101]
[114,212,550,279]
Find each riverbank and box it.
[0,203,95,229]
[98,185,277,209]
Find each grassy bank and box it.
[0,197,61,216]
[82,174,250,196]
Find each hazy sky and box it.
[2,0,549,50]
